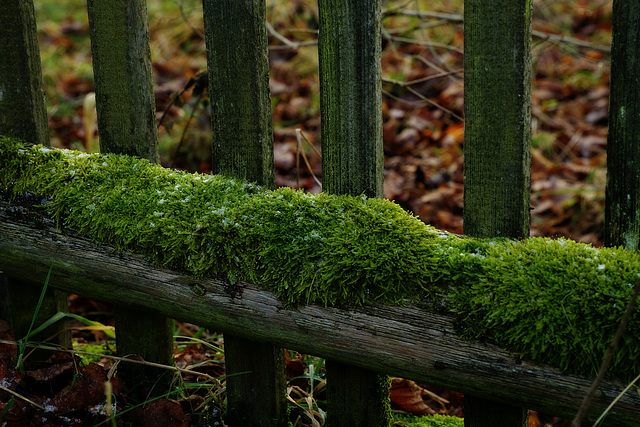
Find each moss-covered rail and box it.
[1,139,640,424]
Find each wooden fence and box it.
[1,0,640,426]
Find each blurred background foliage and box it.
[34,0,612,243]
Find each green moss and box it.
[393,413,464,427]
[2,138,640,382]
[377,374,392,424]
[74,342,115,365]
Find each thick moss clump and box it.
[1,138,639,381]
[447,237,640,377]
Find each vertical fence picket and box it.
[87,0,160,162]
[203,1,275,188]
[86,0,174,388]
[463,0,533,240]
[317,0,390,425]
[463,0,532,426]
[605,0,640,251]
[0,0,49,146]
[0,0,71,361]
[318,0,384,198]
[202,1,287,425]
[601,10,640,424]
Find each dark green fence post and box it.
[0,0,71,361]
[463,0,532,426]
[319,0,384,199]
[0,0,49,145]
[87,0,174,389]
[202,1,287,425]
[605,0,640,251]
[203,0,275,188]
[463,0,532,240]
[600,10,640,425]
[87,0,159,162]
[317,0,390,425]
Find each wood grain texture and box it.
[86,0,159,162]
[0,1,69,358]
[0,0,49,146]
[463,0,533,240]
[0,201,638,425]
[86,0,170,386]
[605,0,640,250]
[201,2,284,422]
[202,0,275,188]
[463,1,533,423]
[317,1,389,424]
[318,0,383,199]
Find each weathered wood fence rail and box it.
[1,197,640,426]
[1,0,639,426]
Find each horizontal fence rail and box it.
[1,199,639,426]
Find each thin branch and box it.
[382,87,463,122]
[532,29,611,54]
[173,87,205,160]
[382,68,462,87]
[268,40,318,51]
[266,20,298,49]
[0,383,45,411]
[157,71,207,132]
[178,0,204,40]
[382,29,463,54]
[382,9,464,22]
[593,372,640,427]
[266,20,318,51]
[295,129,322,189]
[572,278,640,427]
[0,339,221,382]
[382,8,611,54]
[411,0,459,79]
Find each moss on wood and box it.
[2,138,640,382]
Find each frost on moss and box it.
[0,138,452,308]
[1,138,640,381]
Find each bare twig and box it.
[572,278,640,427]
[382,8,611,54]
[0,339,221,382]
[0,383,46,410]
[157,71,207,132]
[266,20,318,51]
[178,0,204,39]
[382,9,464,22]
[266,20,299,49]
[382,68,462,87]
[268,40,318,51]
[593,372,640,426]
[382,30,463,54]
[411,0,459,80]
[295,129,322,189]
[382,87,463,122]
[173,87,205,160]
[532,29,611,54]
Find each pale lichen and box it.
[1,137,640,381]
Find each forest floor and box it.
[1,0,616,425]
